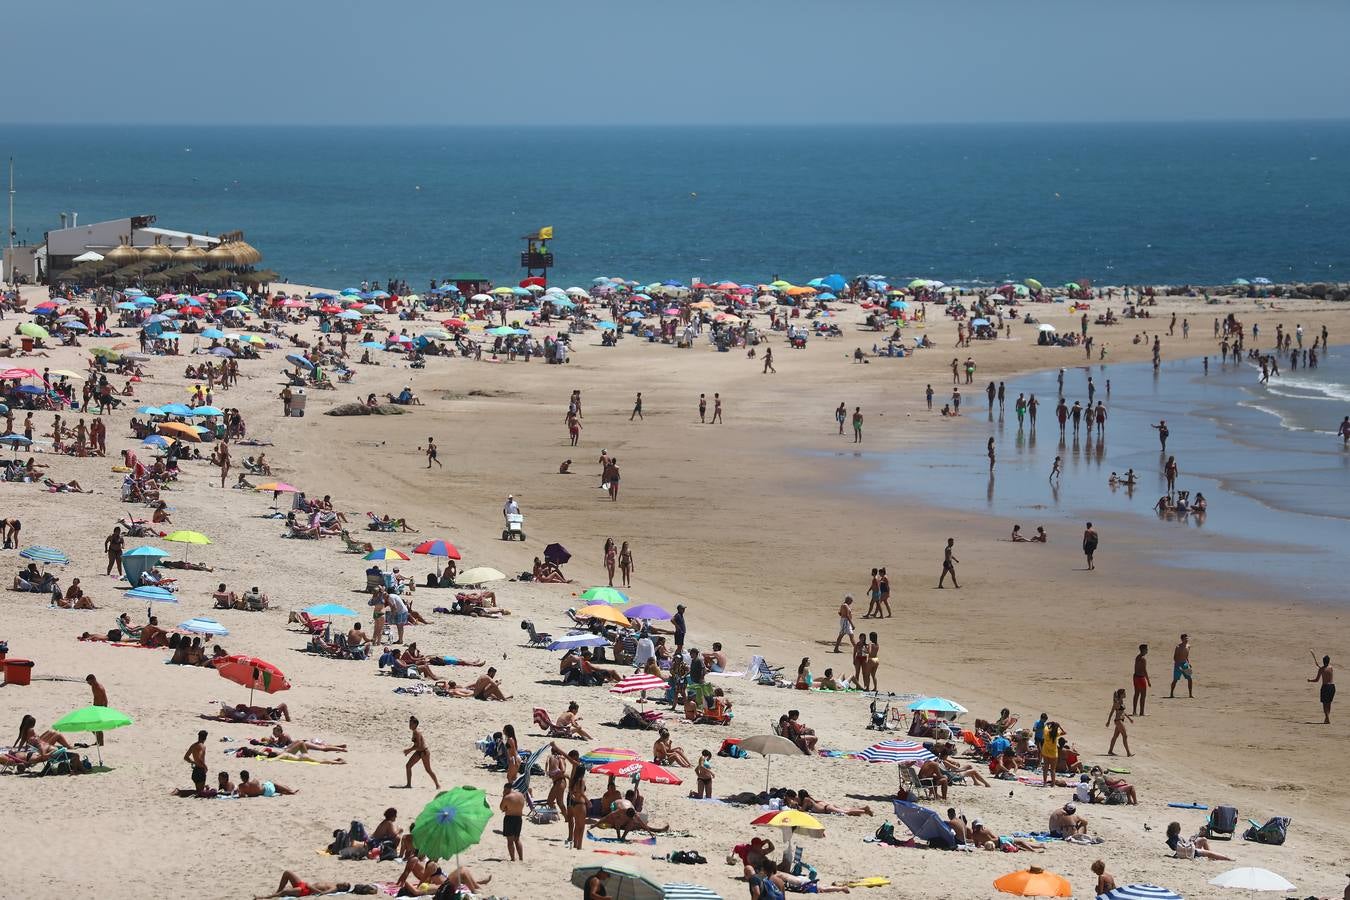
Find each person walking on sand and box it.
[630,392,643,421]
[1152,419,1169,451]
[852,407,863,443]
[618,541,634,588]
[832,595,856,653]
[938,538,959,588]
[1106,688,1133,756]
[1309,654,1335,724]
[217,440,231,489]
[711,392,722,423]
[500,781,526,861]
[1169,634,1194,698]
[104,526,124,577]
[1132,644,1151,715]
[402,715,439,789]
[604,538,617,587]
[835,402,846,434]
[1082,522,1098,570]
[86,674,108,748]
[762,347,775,374]
[426,437,442,469]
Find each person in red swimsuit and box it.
[253,871,367,898]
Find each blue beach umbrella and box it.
[201,328,226,339]
[340,288,361,296]
[210,347,235,357]
[142,435,173,449]
[158,331,183,340]
[14,385,44,395]
[907,697,967,715]
[338,310,362,320]
[596,321,617,330]
[137,405,166,416]
[0,433,33,447]
[160,403,194,417]
[305,603,360,618]
[123,546,170,558]
[134,297,156,307]
[181,617,229,636]
[359,341,386,350]
[192,406,224,417]
[20,546,69,565]
[64,321,88,331]
[313,292,336,300]
[285,354,314,371]
[124,586,177,603]
[116,302,137,311]
[892,801,956,849]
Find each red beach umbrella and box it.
[216,656,290,705]
[591,759,683,785]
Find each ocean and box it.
[859,346,1350,601]
[5,121,1350,288]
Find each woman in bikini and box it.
[852,634,868,688]
[562,747,588,850]
[1105,687,1133,756]
[503,723,520,785]
[545,745,568,812]
[618,542,634,588]
[864,631,881,692]
[603,538,617,587]
[691,749,714,799]
[653,728,691,767]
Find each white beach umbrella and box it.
[1208,868,1295,892]
[1039,324,1057,332]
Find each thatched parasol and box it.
[139,241,174,263]
[230,241,262,264]
[205,243,237,266]
[104,243,140,265]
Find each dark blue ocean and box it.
[4,122,1350,288]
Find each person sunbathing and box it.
[782,710,817,753]
[218,702,291,722]
[54,579,97,609]
[817,668,849,690]
[914,759,951,800]
[554,701,592,739]
[969,820,1044,852]
[1048,803,1088,838]
[532,557,569,583]
[469,668,510,701]
[43,477,86,492]
[237,769,298,797]
[263,725,346,754]
[653,728,691,766]
[794,789,873,816]
[591,804,670,839]
[252,871,367,899]
[433,680,475,697]
[16,714,74,756]
[213,584,240,609]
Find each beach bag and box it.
[1243,816,1290,845]
[874,822,899,845]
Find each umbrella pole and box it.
[765,754,771,794]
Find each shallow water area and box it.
[859,344,1350,600]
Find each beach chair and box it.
[617,704,663,730]
[532,708,570,737]
[340,531,374,554]
[900,763,937,801]
[298,612,329,635]
[520,620,553,647]
[364,572,384,593]
[366,513,397,532]
[1202,805,1238,840]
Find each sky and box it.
[9,0,1350,125]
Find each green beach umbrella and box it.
[579,586,630,605]
[412,786,493,862]
[51,705,132,765]
[907,278,929,289]
[164,529,212,562]
[1023,278,1043,291]
[19,323,50,339]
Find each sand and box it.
[2,283,1348,899]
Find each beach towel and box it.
[587,831,657,846]
[840,878,891,888]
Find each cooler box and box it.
[289,391,307,417]
[4,658,34,686]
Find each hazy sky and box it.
[10,1,1350,125]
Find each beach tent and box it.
[122,545,169,586]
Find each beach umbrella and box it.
[305,603,360,618]
[201,328,226,339]
[1024,278,1043,291]
[0,367,38,379]
[1250,277,1272,285]
[580,747,640,768]
[20,546,69,565]
[1231,278,1250,286]
[1098,886,1183,900]
[191,406,224,418]
[0,434,33,459]
[256,482,299,493]
[180,617,229,636]
[543,542,571,565]
[750,809,824,865]
[547,634,610,651]
[995,867,1072,897]
[122,545,169,558]
[456,566,506,585]
[51,705,132,765]
[216,655,290,705]
[487,325,515,336]
[157,422,202,442]
[596,321,617,330]
[116,301,137,310]
[578,604,631,627]
[907,697,967,715]
[412,786,492,862]
[160,402,194,417]
[738,734,806,791]
[611,673,666,696]
[591,759,683,786]
[360,341,386,350]
[1207,868,1294,892]
[124,586,176,602]
[137,405,166,416]
[364,547,410,562]
[19,323,49,339]
[285,353,314,371]
[892,800,956,848]
[663,885,723,900]
[1039,324,1057,332]
[579,586,629,605]
[412,539,461,560]
[854,740,936,764]
[622,603,670,621]
[571,864,664,900]
[164,530,211,562]
[970,317,990,327]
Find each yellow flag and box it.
[538,226,553,240]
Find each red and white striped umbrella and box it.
[610,673,666,695]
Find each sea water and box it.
[4,122,1350,287]
[861,345,1350,600]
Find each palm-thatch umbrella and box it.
[104,243,140,266]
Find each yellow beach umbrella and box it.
[157,422,202,441]
[577,604,631,626]
[164,530,211,545]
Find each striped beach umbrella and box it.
[20,546,69,565]
[854,740,937,764]
[1098,886,1183,900]
[180,617,229,636]
[663,884,723,900]
[580,747,640,768]
[412,539,461,560]
[610,673,666,695]
[364,547,410,561]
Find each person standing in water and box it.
[987,437,996,472]
[1049,455,1062,484]
[1309,655,1335,724]
[1152,419,1169,451]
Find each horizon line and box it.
[2,115,1350,129]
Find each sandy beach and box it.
[3,283,1348,900]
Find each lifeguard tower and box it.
[520,226,554,285]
